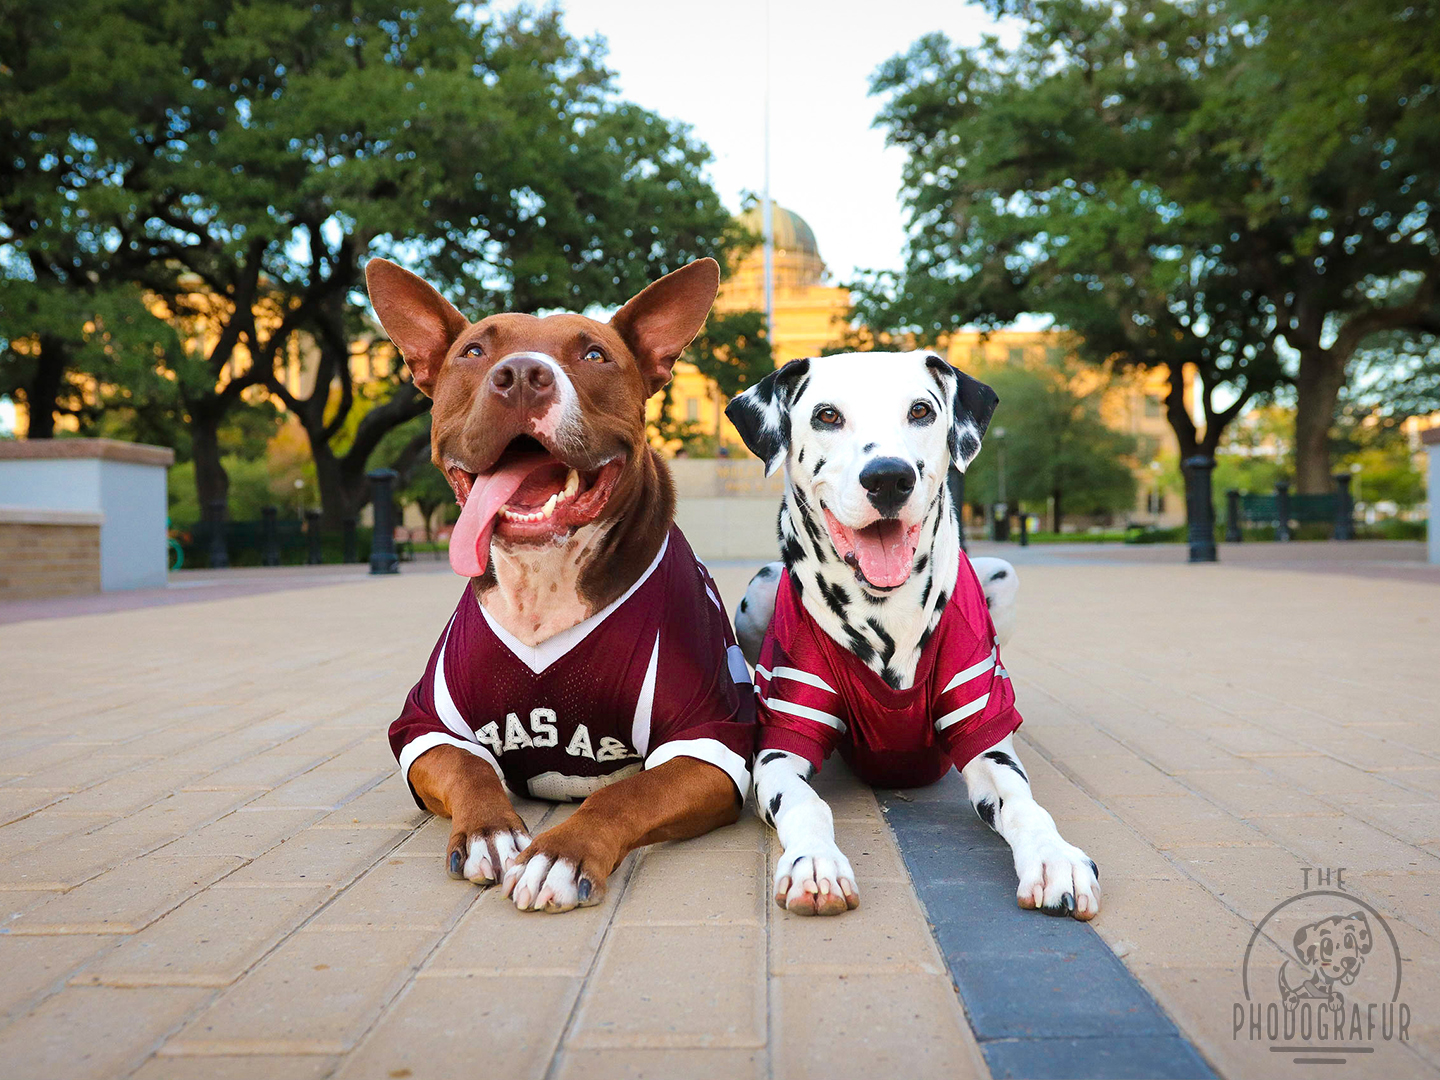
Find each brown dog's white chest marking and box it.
[483,522,608,646]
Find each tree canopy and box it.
[862,0,1439,497]
[2,0,745,522]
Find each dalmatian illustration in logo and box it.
[1279,912,1373,1010]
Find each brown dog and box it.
[367,257,755,912]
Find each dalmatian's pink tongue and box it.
[823,510,920,589]
[449,453,552,578]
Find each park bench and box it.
[1225,476,1356,542]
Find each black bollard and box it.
[208,499,230,570]
[305,509,323,565]
[368,469,400,575]
[1182,456,1218,562]
[261,506,280,566]
[1333,474,1355,541]
[992,503,1011,542]
[1274,481,1292,542]
[1225,489,1243,543]
[1018,510,1029,547]
[342,517,358,564]
[947,468,967,553]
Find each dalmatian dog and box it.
[727,351,1099,919]
[1280,913,1373,1009]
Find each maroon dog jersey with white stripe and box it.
[755,554,1021,788]
[390,527,756,804]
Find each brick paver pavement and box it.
[1,544,1437,1079]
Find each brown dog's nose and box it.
[489,357,555,405]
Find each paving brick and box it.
[553,1047,764,1080]
[0,935,119,1017]
[76,885,330,988]
[614,848,765,925]
[0,787,66,824]
[0,809,113,859]
[1163,843,1312,923]
[771,880,945,976]
[159,807,325,859]
[1257,813,1436,874]
[221,827,407,886]
[569,923,765,1049]
[774,973,986,1080]
[335,974,580,1080]
[1091,874,1281,969]
[1107,794,1271,850]
[422,856,633,977]
[311,777,428,829]
[0,986,212,1080]
[129,1054,339,1080]
[7,854,241,935]
[184,753,328,792]
[309,855,478,931]
[161,928,435,1055]
[243,768,386,811]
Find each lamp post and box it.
[992,427,1008,541]
[293,477,305,520]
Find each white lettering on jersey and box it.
[566,724,595,760]
[528,763,642,801]
[530,708,558,748]
[475,721,502,757]
[596,736,638,762]
[503,712,534,752]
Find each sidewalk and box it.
[1,548,1437,1078]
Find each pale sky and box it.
[529,0,1015,286]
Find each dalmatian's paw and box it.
[774,843,860,916]
[447,824,530,885]
[1014,835,1100,920]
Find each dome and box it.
[739,205,820,260]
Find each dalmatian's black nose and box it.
[860,457,917,516]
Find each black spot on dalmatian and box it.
[739,598,749,613]
[811,455,826,477]
[913,553,929,576]
[757,564,779,579]
[863,442,877,453]
[975,797,997,828]
[791,488,828,551]
[780,534,805,570]
[758,750,788,766]
[987,567,1009,581]
[919,574,933,607]
[844,625,875,664]
[817,576,851,620]
[1089,859,1099,881]
[880,667,901,689]
[916,625,935,655]
[983,749,1029,784]
[866,618,896,666]
[769,792,784,819]
[797,447,805,465]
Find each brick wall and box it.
[0,518,102,600]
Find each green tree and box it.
[2,1,743,525]
[961,359,1137,532]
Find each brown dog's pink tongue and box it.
[852,519,915,589]
[448,453,551,578]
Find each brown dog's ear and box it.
[610,258,721,396]
[364,258,470,397]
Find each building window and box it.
[1146,491,1166,515]
[685,398,700,422]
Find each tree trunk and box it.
[23,335,68,438]
[1293,346,1347,494]
[1051,487,1063,534]
[189,404,229,514]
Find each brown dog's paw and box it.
[447,819,531,885]
[500,821,616,913]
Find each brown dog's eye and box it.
[583,346,606,363]
[460,343,483,359]
[814,406,841,427]
[909,402,933,421]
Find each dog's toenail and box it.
[577,878,592,901]
[1089,859,1099,880]
[1062,892,1075,913]
[449,850,464,876]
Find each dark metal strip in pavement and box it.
[879,772,1215,1080]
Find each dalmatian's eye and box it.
[908,401,933,422]
[460,342,484,359]
[582,345,606,363]
[813,405,842,428]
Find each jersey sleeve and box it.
[753,592,848,775]
[644,561,758,798]
[388,593,503,810]
[931,630,1023,770]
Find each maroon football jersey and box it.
[390,527,756,804]
[755,553,1021,788]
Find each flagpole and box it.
[762,0,775,354]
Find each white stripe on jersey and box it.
[727,644,752,686]
[935,692,991,732]
[631,631,662,757]
[942,647,997,693]
[763,696,847,732]
[755,664,837,695]
[434,616,480,744]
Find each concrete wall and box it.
[0,508,103,600]
[0,440,174,591]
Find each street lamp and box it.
[294,478,305,520]
[992,427,1008,541]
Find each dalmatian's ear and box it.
[1349,913,1374,954]
[725,357,812,476]
[924,355,998,471]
